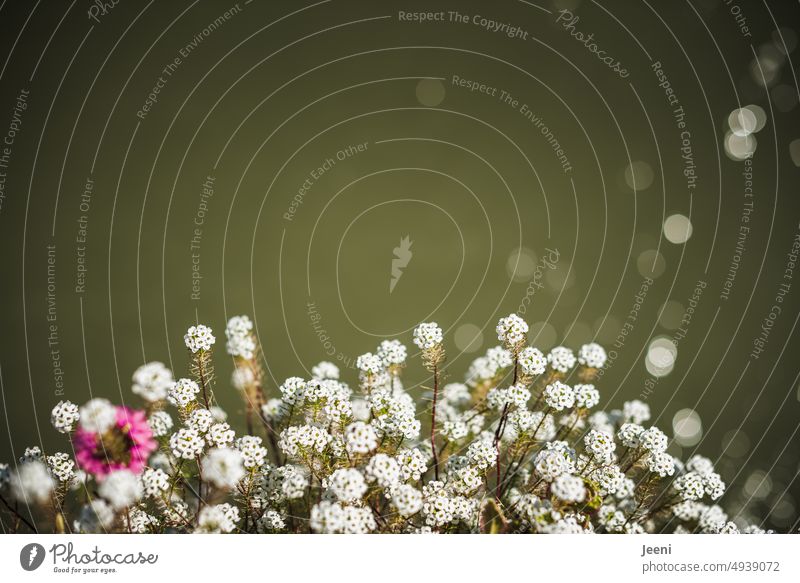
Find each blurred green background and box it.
[0,0,798,529]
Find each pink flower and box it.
[73,406,157,477]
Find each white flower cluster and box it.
[225,315,256,360]
[466,345,513,385]
[184,324,215,353]
[356,352,383,376]
[167,378,200,409]
[279,424,332,459]
[202,448,245,489]
[577,342,607,369]
[50,400,80,434]
[310,500,376,534]
[98,471,142,510]
[377,339,407,366]
[312,361,339,380]
[3,313,774,535]
[195,503,239,533]
[543,381,575,411]
[412,322,443,350]
[132,362,174,403]
[79,398,116,433]
[46,452,76,483]
[496,313,528,348]
[141,467,169,497]
[147,411,174,437]
[547,346,577,373]
[170,428,205,459]
[519,346,547,376]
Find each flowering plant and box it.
[0,314,769,534]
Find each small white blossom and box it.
[466,440,498,471]
[618,423,645,447]
[325,468,367,502]
[187,408,214,433]
[699,505,727,533]
[496,313,528,347]
[147,410,174,437]
[647,452,676,477]
[365,453,402,488]
[268,465,309,500]
[486,346,514,369]
[225,316,256,359]
[279,377,306,406]
[615,477,636,500]
[519,346,547,376]
[594,465,625,495]
[170,427,205,459]
[20,446,42,463]
[396,448,428,481]
[46,452,75,482]
[673,500,703,520]
[551,474,586,503]
[703,473,726,500]
[574,384,600,408]
[51,400,80,434]
[236,435,268,469]
[544,381,575,411]
[507,383,531,407]
[377,339,407,366]
[675,471,705,501]
[184,324,215,353]
[686,455,715,476]
[442,382,471,406]
[534,443,575,481]
[588,411,615,434]
[390,483,423,517]
[718,521,740,534]
[528,411,557,441]
[231,367,255,390]
[311,361,339,380]
[450,466,483,495]
[73,500,115,533]
[79,398,117,433]
[202,448,245,489]
[623,399,651,424]
[195,503,239,533]
[584,430,616,463]
[422,481,457,527]
[132,361,174,402]
[98,470,142,510]
[356,352,384,375]
[540,514,590,533]
[344,421,379,454]
[310,501,375,534]
[206,422,235,448]
[140,467,169,497]
[413,322,443,350]
[167,378,200,409]
[279,425,331,459]
[578,342,607,368]
[547,346,576,373]
[351,398,370,422]
[742,525,771,534]
[124,507,159,533]
[261,399,283,422]
[639,427,668,453]
[256,509,285,532]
